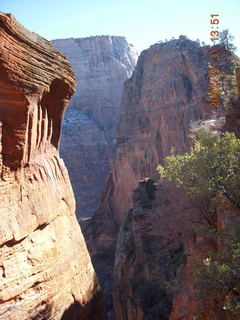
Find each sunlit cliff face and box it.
[0,12,105,320]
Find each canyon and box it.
[1,9,239,320]
[0,12,105,320]
[52,37,138,218]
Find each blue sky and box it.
[0,0,239,55]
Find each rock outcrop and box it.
[87,36,211,237]
[0,12,105,320]
[225,66,240,137]
[85,37,238,318]
[113,179,225,320]
[112,50,240,320]
[52,36,138,218]
[83,37,210,317]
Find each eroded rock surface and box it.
[113,179,226,320]
[112,50,239,320]
[52,36,138,217]
[87,37,211,242]
[84,38,239,318]
[0,12,105,320]
[85,36,211,283]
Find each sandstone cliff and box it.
[0,12,105,319]
[52,36,138,218]
[87,36,211,236]
[85,37,238,318]
[83,37,210,317]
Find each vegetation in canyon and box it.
[195,220,240,317]
[157,131,240,317]
[157,131,240,208]
[217,59,240,110]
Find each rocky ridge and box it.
[0,12,105,319]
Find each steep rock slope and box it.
[86,37,211,251]
[84,37,213,317]
[85,38,238,319]
[0,13,105,320]
[52,36,138,217]
[113,179,227,320]
[113,69,240,319]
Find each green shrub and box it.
[195,220,240,315]
[157,131,240,209]
[157,131,240,316]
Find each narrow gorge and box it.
[52,37,138,218]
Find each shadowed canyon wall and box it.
[0,12,105,320]
[84,37,238,319]
[52,37,138,218]
[113,178,229,320]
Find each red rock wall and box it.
[0,12,105,320]
[113,179,228,320]
[84,37,211,317]
[85,38,238,319]
[86,37,211,253]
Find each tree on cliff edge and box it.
[157,131,240,208]
[219,29,237,52]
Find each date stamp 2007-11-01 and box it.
[208,14,221,109]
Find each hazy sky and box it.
[0,0,239,55]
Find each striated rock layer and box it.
[85,38,237,318]
[0,12,105,320]
[52,37,138,218]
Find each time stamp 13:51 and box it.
[209,14,221,109]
